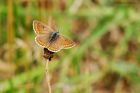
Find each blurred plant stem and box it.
[0,13,2,45]
[25,0,31,42]
[38,0,52,21]
[7,0,14,63]
[38,0,46,21]
[69,0,83,14]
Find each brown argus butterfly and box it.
[33,19,75,52]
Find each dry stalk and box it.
[43,48,54,93]
[45,59,51,93]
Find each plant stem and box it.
[7,0,14,63]
[45,59,51,93]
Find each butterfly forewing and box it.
[33,20,54,34]
[48,17,58,31]
[35,34,50,47]
[59,35,75,49]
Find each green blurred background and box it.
[0,0,140,93]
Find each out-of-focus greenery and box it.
[0,0,140,93]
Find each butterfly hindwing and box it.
[47,37,61,52]
[47,35,75,52]
[35,34,50,47]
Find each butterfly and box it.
[33,19,75,52]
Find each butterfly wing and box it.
[47,35,75,52]
[59,35,75,49]
[48,17,58,31]
[33,20,54,34]
[35,34,50,47]
[47,38,61,52]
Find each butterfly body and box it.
[49,32,59,43]
[33,20,75,52]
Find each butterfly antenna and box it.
[58,26,62,33]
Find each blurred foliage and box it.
[0,0,140,93]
